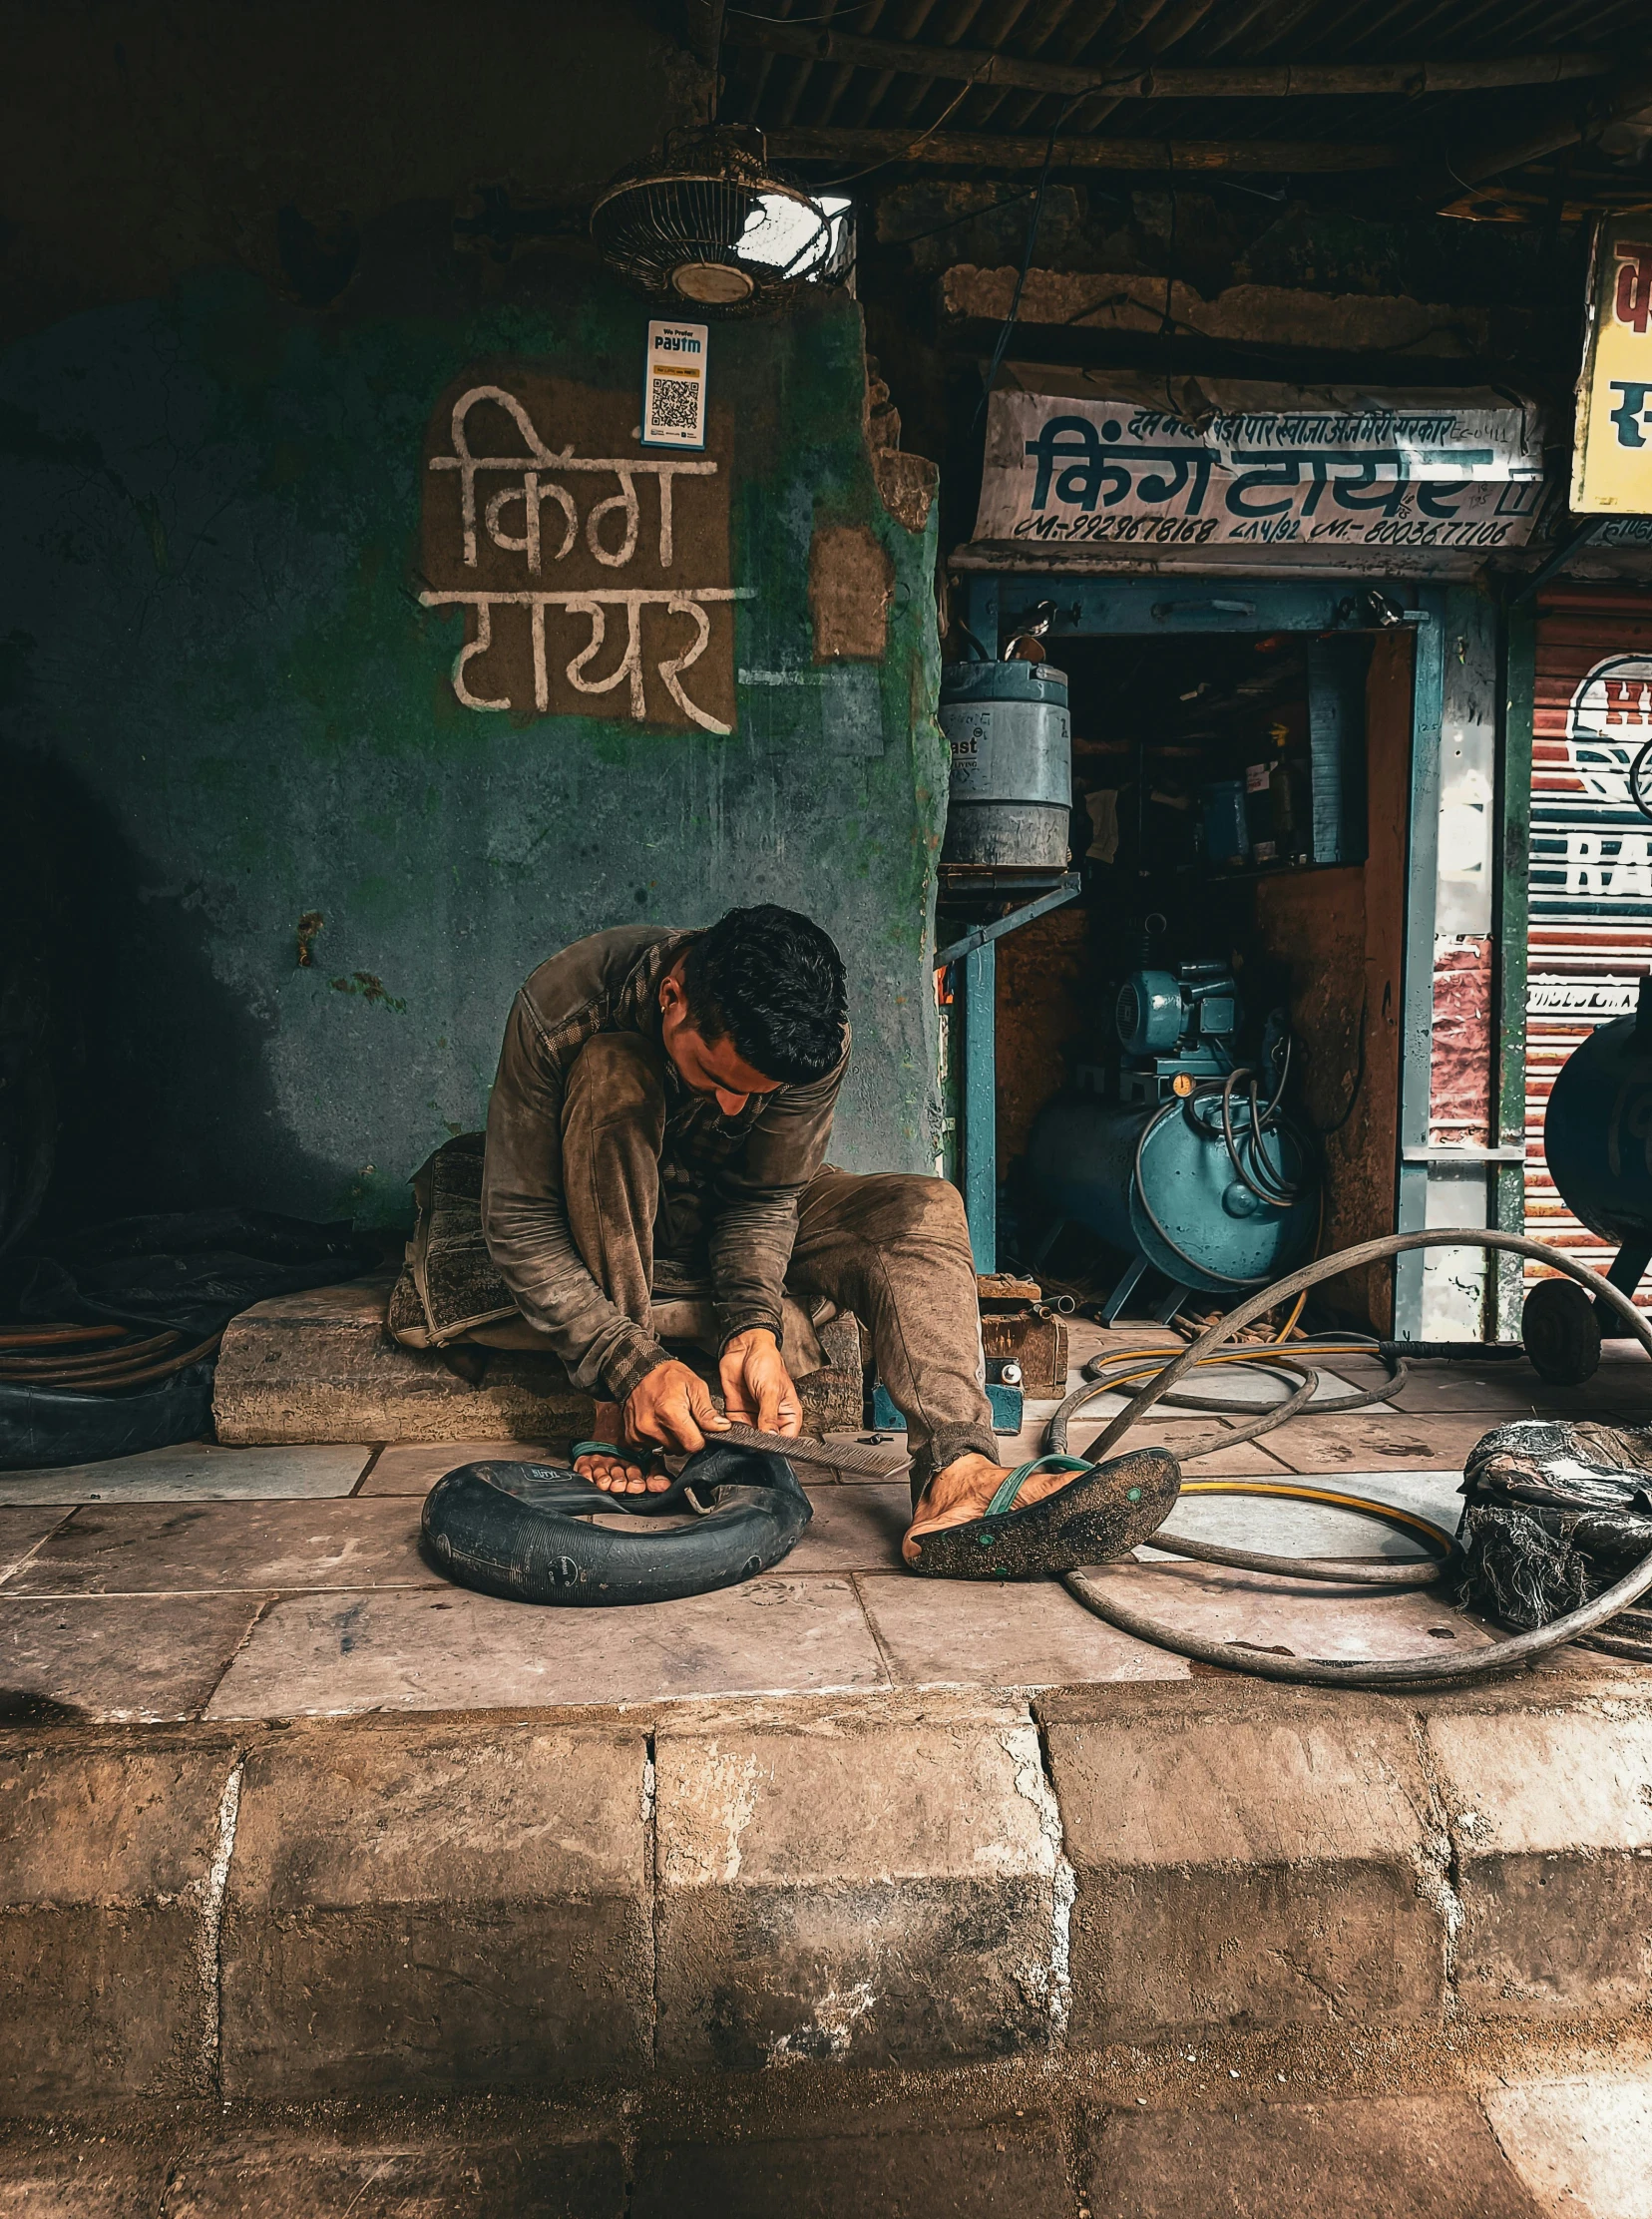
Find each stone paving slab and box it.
[203,1574,888,1717]
[1084,2093,1544,2218]
[1073,1557,1495,1664]
[1163,1469,1465,1559]
[0,1593,266,1723]
[653,1700,1066,2068]
[1060,1415,1295,1477]
[0,1737,236,2106]
[358,1439,559,1495]
[9,1685,1652,2113]
[856,1569,1188,1686]
[1482,2075,1652,2218]
[169,2133,627,2219]
[4,2077,1652,2217]
[785,1484,908,1571]
[633,2118,1068,2217]
[222,1722,653,2097]
[0,2143,175,2217]
[0,1443,371,1507]
[1425,1704,1652,2022]
[1046,1689,1446,2047]
[1257,1411,1513,1474]
[3,1499,434,1594]
[1381,1368,1630,1418]
[0,1505,68,1578]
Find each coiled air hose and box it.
[1053,1227,1652,1688]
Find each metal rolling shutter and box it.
[1527,587,1652,1301]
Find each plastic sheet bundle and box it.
[1454,1419,1652,1638]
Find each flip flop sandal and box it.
[906,1448,1181,1581]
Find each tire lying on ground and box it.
[0,1359,216,1472]
[421,1439,813,1605]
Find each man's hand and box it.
[623,1359,731,1457]
[719,1327,803,1438]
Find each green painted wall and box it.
[0,266,945,1228]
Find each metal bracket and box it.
[934,875,1081,969]
[1400,1145,1526,1163]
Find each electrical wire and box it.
[974,91,1080,423]
[1059,1226,1652,1689]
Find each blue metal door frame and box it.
[947,570,1444,1316]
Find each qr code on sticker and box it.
[648,374,700,435]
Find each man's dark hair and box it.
[680,906,847,1085]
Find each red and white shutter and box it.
[1527,586,1652,1302]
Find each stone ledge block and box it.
[1044,1692,1445,2045]
[220,1721,652,2096]
[0,1737,236,2111]
[1424,1699,1652,2018]
[213,1275,862,1444]
[1083,2091,1543,2218]
[634,2117,1065,2218]
[653,1700,1067,2068]
[166,2132,627,2219]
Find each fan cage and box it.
[592,148,854,305]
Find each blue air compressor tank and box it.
[1029,1090,1317,1292]
[940,658,1072,871]
[1544,978,1652,1248]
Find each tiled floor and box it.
[1,1335,1646,1721]
[0,1441,370,1506]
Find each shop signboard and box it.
[1572,220,1652,516]
[972,371,1544,564]
[419,370,744,732]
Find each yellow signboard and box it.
[1573,219,1652,514]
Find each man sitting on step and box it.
[480,905,1088,1567]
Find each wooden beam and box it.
[767,126,1404,172]
[726,20,1608,102]
[1453,64,1652,184]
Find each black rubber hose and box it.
[1049,1347,1406,1460]
[1143,1483,1452,1589]
[1062,1227,1652,1688]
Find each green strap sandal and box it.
[570,1438,667,1485]
[906,1448,1180,1581]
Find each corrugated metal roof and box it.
[719,0,1651,169]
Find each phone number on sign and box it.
[1010,513,1221,545]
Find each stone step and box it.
[6,1674,1652,2120]
[211,1275,864,1445]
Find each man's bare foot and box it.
[575,1402,671,1495]
[902,1451,1078,1565]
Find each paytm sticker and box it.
[642,319,708,451]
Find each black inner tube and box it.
[421,1439,813,1606]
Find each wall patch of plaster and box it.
[809,523,893,663]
